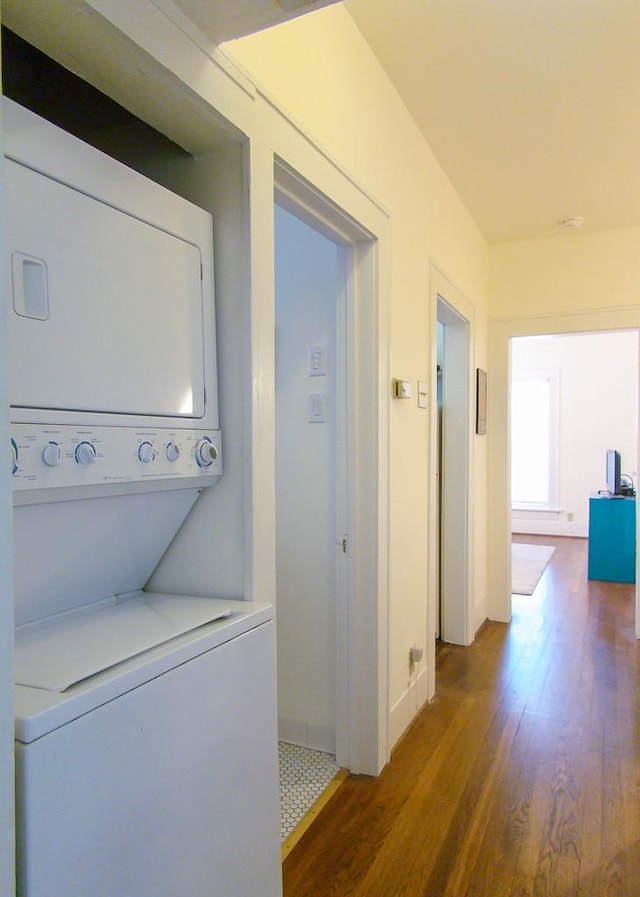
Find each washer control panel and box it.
[10,424,222,492]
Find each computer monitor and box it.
[606,449,622,496]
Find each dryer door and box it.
[6,159,206,419]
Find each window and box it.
[511,371,559,507]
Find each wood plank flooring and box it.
[282,536,640,896]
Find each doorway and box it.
[273,158,390,779]
[274,204,341,759]
[435,293,471,647]
[509,330,639,586]
[488,312,640,637]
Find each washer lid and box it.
[14,593,232,692]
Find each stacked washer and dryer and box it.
[6,98,282,897]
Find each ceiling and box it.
[343,0,640,243]
[4,0,639,244]
[157,0,640,244]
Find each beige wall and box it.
[490,226,640,318]
[228,6,490,738]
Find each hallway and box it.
[282,536,640,896]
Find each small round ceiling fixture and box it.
[557,216,584,230]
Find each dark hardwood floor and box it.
[282,536,640,896]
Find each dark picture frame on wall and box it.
[476,368,487,435]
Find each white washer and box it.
[14,594,282,897]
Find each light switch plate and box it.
[309,345,328,377]
[308,393,327,422]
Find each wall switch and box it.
[309,345,328,377]
[308,393,327,423]
[417,381,428,409]
[393,379,412,399]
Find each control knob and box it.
[42,441,62,467]
[137,441,156,464]
[166,442,181,463]
[75,441,97,465]
[195,438,218,468]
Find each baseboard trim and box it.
[278,718,336,754]
[389,666,430,750]
[512,521,588,537]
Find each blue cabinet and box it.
[588,496,636,583]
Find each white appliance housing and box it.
[6,99,282,897]
[5,97,222,504]
[5,97,225,626]
[14,597,282,897]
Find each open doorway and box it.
[435,293,471,647]
[273,164,390,844]
[273,160,390,790]
[274,204,341,764]
[509,330,638,591]
[488,312,640,638]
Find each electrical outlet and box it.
[409,644,423,674]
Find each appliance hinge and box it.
[341,536,348,554]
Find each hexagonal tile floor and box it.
[278,742,339,841]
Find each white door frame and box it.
[488,310,640,638]
[274,159,390,774]
[427,266,474,693]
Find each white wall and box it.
[511,331,638,537]
[274,205,338,753]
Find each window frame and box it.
[510,367,560,510]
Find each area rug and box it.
[511,543,555,595]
